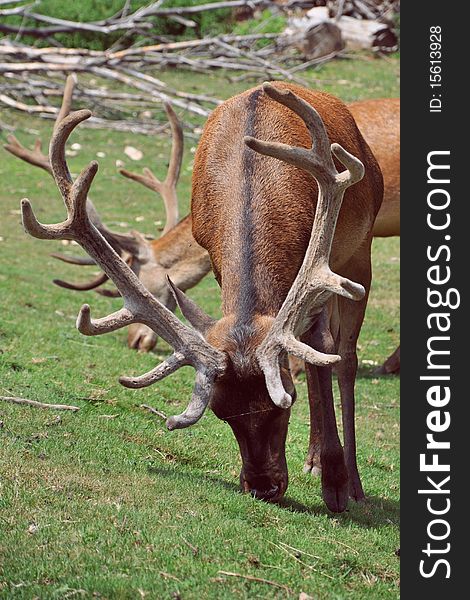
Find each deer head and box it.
[21,84,364,505]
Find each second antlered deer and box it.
[4,76,211,352]
[21,82,383,512]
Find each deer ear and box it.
[166,276,215,335]
[106,229,153,264]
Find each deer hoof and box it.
[321,451,349,513]
[348,477,366,502]
[303,462,321,477]
[322,482,349,513]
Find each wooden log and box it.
[335,13,398,50]
[287,6,397,53]
[281,20,344,59]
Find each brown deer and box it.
[21,82,383,512]
[4,76,211,353]
[349,98,399,238]
[349,98,400,374]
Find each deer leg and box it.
[305,310,348,513]
[335,256,371,502]
[128,324,158,352]
[302,299,339,477]
[375,345,400,375]
[303,361,322,476]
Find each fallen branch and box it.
[217,571,293,595]
[140,404,167,420]
[0,0,271,38]
[0,395,80,411]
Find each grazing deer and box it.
[21,82,383,512]
[4,76,211,352]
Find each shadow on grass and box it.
[356,365,400,380]
[293,366,400,384]
[148,464,399,529]
[280,494,399,528]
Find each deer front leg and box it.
[305,311,348,512]
[335,255,371,502]
[304,365,322,477]
[302,333,322,477]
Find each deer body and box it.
[193,85,382,302]
[349,98,400,237]
[349,98,400,374]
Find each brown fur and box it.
[349,98,400,237]
[193,84,382,316]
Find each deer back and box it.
[348,98,400,237]
[192,82,384,318]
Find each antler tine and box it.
[50,252,97,266]
[4,133,51,175]
[245,83,365,409]
[51,253,132,292]
[119,351,187,389]
[119,101,183,235]
[21,109,226,430]
[4,74,77,174]
[53,271,110,291]
[164,101,184,190]
[54,74,76,132]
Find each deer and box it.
[4,75,211,353]
[21,81,383,513]
[349,98,400,374]
[349,98,399,238]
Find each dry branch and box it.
[0,395,80,411]
[0,32,318,133]
[140,404,168,420]
[217,571,293,594]
[0,0,271,38]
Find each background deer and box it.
[4,75,211,352]
[21,82,383,512]
[349,98,400,238]
[349,98,400,374]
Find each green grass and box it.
[0,57,399,599]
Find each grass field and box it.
[0,55,399,599]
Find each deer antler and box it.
[3,74,77,174]
[3,74,137,294]
[52,253,135,294]
[119,102,183,235]
[21,110,226,430]
[245,83,365,409]
[50,252,96,266]
[53,271,110,291]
